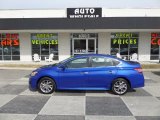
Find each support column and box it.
[98,32,111,54]
[58,33,71,61]
[138,32,151,61]
[19,33,32,61]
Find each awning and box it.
[0,17,160,30]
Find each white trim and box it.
[1,9,160,18]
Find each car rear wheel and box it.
[38,77,56,94]
[112,78,129,95]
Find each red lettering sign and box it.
[13,40,19,46]
[151,33,158,37]
[0,33,19,46]
[151,38,157,45]
[152,38,160,45]
[158,39,160,45]
[151,33,160,46]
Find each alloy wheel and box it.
[38,77,55,94]
[112,79,129,95]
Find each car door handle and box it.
[108,71,113,74]
[81,72,88,74]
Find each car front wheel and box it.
[112,78,129,95]
[38,77,56,94]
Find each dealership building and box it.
[0,1,160,62]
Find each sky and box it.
[0,0,160,9]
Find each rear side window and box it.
[112,59,120,66]
[91,56,115,67]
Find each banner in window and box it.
[0,33,19,46]
[31,33,58,45]
[31,33,58,60]
[150,33,160,60]
[111,33,138,45]
[151,33,160,45]
[0,33,20,60]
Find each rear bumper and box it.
[132,81,145,88]
[130,74,145,88]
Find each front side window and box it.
[91,56,116,67]
[31,33,58,60]
[150,33,160,60]
[111,32,139,60]
[65,57,88,68]
[0,33,20,60]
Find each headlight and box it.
[31,71,38,76]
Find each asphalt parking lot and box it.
[0,69,160,120]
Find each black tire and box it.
[38,77,56,94]
[112,78,129,95]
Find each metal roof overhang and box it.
[0,17,160,30]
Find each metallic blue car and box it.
[29,54,144,95]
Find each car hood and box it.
[35,64,57,71]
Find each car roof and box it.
[74,54,117,59]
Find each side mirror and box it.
[58,65,65,71]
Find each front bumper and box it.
[29,76,38,91]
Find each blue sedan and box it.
[29,54,144,95]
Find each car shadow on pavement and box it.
[24,74,30,78]
[152,71,160,76]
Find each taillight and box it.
[134,68,143,73]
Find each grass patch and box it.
[141,64,160,69]
[0,64,42,68]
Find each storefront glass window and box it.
[111,32,139,60]
[150,33,160,60]
[31,33,58,60]
[0,33,20,60]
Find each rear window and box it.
[126,61,139,65]
[91,56,120,67]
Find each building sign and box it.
[75,33,90,38]
[67,8,102,18]
[111,33,138,45]
[31,33,58,45]
[0,33,19,46]
[72,33,97,38]
[151,33,160,45]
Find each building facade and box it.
[0,8,160,62]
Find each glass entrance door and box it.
[73,38,96,55]
[88,39,96,54]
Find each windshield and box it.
[56,56,74,66]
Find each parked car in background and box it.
[29,54,145,95]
